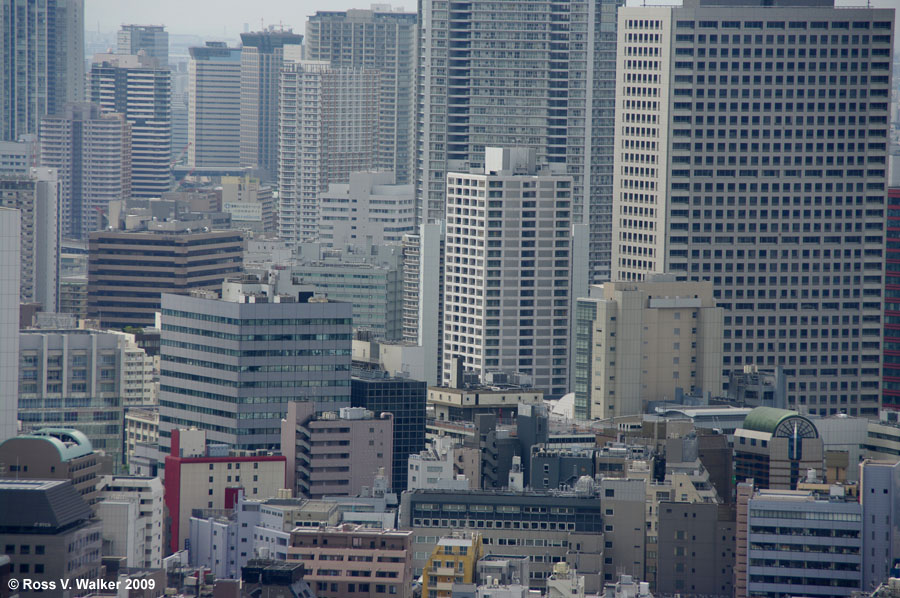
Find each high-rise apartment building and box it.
[573,278,724,420]
[40,103,132,240]
[442,148,588,397]
[0,168,60,312]
[188,42,241,168]
[239,30,302,183]
[613,0,895,417]
[90,53,172,198]
[158,282,353,454]
[305,8,417,185]
[0,208,19,443]
[417,0,620,282]
[884,183,900,408]
[402,222,445,385]
[87,228,244,329]
[117,25,169,66]
[0,0,85,141]
[278,58,380,244]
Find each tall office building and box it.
[39,103,132,240]
[442,148,588,397]
[90,53,172,198]
[117,25,169,66]
[188,42,241,168]
[613,0,895,417]
[87,228,244,329]
[158,281,353,454]
[278,58,380,244]
[0,168,59,312]
[305,8,417,184]
[239,29,302,183]
[0,0,84,141]
[0,208,19,443]
[417,0,620,281]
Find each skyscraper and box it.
[158,281,353,453]
[90,53,172,198]
[0,0,85,141]
[416,0,620,281]
[613,0,894,417]
[188,42,241,169]
[117,25,169,66]
[239,29,302,183]
[39,103,132,240]
[441,147,588,397]
[0,208,19,443]
[305,8,417,184]
[278,57,380,244]
[0,167,60,312]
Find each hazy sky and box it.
[86,0,900,38]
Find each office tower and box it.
[281,403,393,498]
[87,228,243,329]
[117,25,169,66]
[319,171,415,247]
[613,0,894,417]
[39,103,132,240]
[416,0,620,282]
[0,208,19,443]
[442,147,588,397]
[90,53,173,198]
[278,58,380,244]
[885,182,900,408]
[401,222,445,385]
[0,0,84,141]
[860,459,900,591]
[736,486,862,598]
[573,278,724,420]
[351,372,426,493]
[292,246,404,341]
[188,42,241,168]
[0,168,60,312]
[158,282,353,454]
[16,328,149,464]
[305,8,417,184]
[734,407,823,490]
[239,29,302,183]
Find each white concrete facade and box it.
[97,475,164,568]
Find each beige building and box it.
[734,407,823,490]
[287,525,413,598]
[428,385,543,423]
[124,408,158,469]
[573,277,724,420]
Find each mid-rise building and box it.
[860,459,900,591]
[402,222,445,385]
[407,435,476,491]
[158,280,353,453]
[0,207,18,442]
[442,148,589,397]
[416,0,620,281]
[163,428,287,554]
[734,407,823,490]
[0,135,38,174]
[0,0,84,140]
[422,533,482,598]
[287,525,413,598]
[87,228,244,329]
[239,29,302,183]
[96,475,164,568]
[736,486,862,598]
[278,57,380,244]
[90,53,173,197]
[281,403,393,499]
[0,480,102,595]
[428,384,543,424]
[0,428,103,506]
[188,42,241,168]
[40,103,132,240]
[319,171,415,247]
[305,8,417,184]
[117,25,169,66]
[16,328,149,463]
[0,168,59,312]
[351,371,426,493]
[573,278,725,420]
[612,0,895,417]
[124,408,158,470]
[221,174,276,233]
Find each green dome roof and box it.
[741,407,818,439]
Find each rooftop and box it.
[10,428,94,461]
